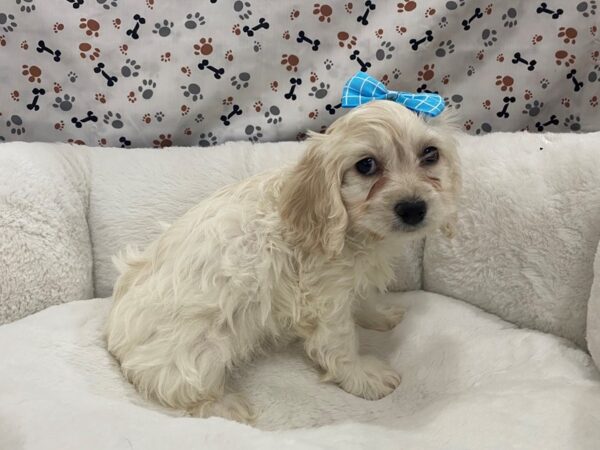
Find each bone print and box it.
[462,8,483,31]
[71,110,98,128]
[284,77,302,100]
[220,104,242,126]
[409,30,433,51]
[416,84,439,94]
[566,69,584,92]
[242,18,269,37]
[126,14,145,40]
[119,136,132,148]
[349,50,371,72]
[93,62,118,87]
[496,96,516,118]
[512,52,537,71]
[325,102,343,115]
[26,88,46,111]
[536,2,563,19]
[66,0,84,9]
[357,0,376,26]
[36,40,61,62]
[198,59,225,79]
[297,31,321,52]
[534,114,559,131]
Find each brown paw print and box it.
[142,113,152,124]
[397,0,417,12]
[10,90,19,101]
[482,99,491,109]
[417,64,435,81]
[181,105,190,116]
[54,121,64,131]
[0,34,5,47]
[592,50,600,63]
[282,30,290,40]
[281,54,300,72]
[79,18,100,37]
[425,7,436,17]
[561,97,571,107]
[119,44,128,55]
[181,66,192,77]
[495,75,514,92]
[558,27,577,44]
[590,96,598,107]
[67,139,86,145]
[270,80,278,91]
[95,93,106,103]
[464,120,474,130]
[222,96,233,106]
[555,50,576,67]
[476,50,484,60]
[485,3,493,14]
[53,23,64,33]
[591,25,597,37]
[79,42,100,61]
[375,28,383,38]
[153,133,172,149]
[344,3,353,13]
[194,37,213,56]
[337,31,357,49]
[127,91,137,103]
[290,9,300,20]
[313,3,333,22]
[523,89,532,100]
[232,24,241,35]
[160,52,171,62]
[441,74,450,84]
[310,71,318,82]
[146,0,155,9]
[20,41,28,50]
[184,127,192,136]
[395,25,407,34]
[53,82,62,93]
[531,34,543,45]
[308,109,319,119]
[225,50,234,61]
[112,18,121,29]
[496,53,505,62]
[253,100,263,112]
[380,74,389,85]
[97,138,107,146]
[21,65,42,83]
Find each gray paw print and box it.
[52,94,75,112]
[198,132,217,147]
[233,0,253,20]
[445,94,463,110]
[445,0,465,10]
[121,59,141,78]
[564,114,581,131]
[324,59,333,70]
[577,1,597,17]
[482,29,498,47]
[588,64,600,83]
[6,115,25,135]
[185,12,206,29]
[0,13,18,32]
[502,8,518,28]
[96,0,118,10]
[154,111,165,122]
[392,68,401,79]
[103,111,124,129]
[540,78,550,89]
[253,41,262,52]
[153,20,174,37]
[264,105,282,124]
[309,82,330,99]
[138,79,157,99]
[16,0,35,13]
[180,83,203,101]
[522,100,544,117]
[375,41,395,61]
[438,16,448,28]
[245,125,263,143]
[435,40,455,57]
[195,113,204,123]
[68,71,78,83]
[231,72,251,89]
[466,65,475,76]
[475,123,493,135]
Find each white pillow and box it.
[588,241,600,368]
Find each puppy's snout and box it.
[395,200,427,226]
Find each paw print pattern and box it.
[180,83,203,101]
[233,1,253,20]
[522,100,544,116]
[52,94,76,111]
[153,20,174,37]
[103,111,124,129]
[564,114,581,131]
[0,13,18,33]
[245,124,263,142]
[138,79,157,99]
[375,41,395,61]
[435,40,455,57]
[265,105,282,124]
[231,72,251,89]
[481,29,497,47]
[6,114,25,135]
[502,8,518,28]
[198,131,217,146]
[121,59,141,78]
[309,82,330,99]
[577,1,597,18]
[185,12,206,29]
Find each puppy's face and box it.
[280,100,461,255]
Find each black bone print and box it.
[198,59,225,79]
[66,0,84,9]
[26,88,46,111]
[416,84,439,94]
[220,104,242,125]
[536,2,563,19]
[409,30,433,51]
[512,52,537,71]
[119,136,132,147]
[93,63,118,87]
[71,111,98,128]
[534,114,559,131]
[357,0,376,26]
[284,77,302,100]
[462,8,483,31]
[566,69,584,92]
[496,96,516,118]
[350,49,371,71]
[242,18,269,37]
[325,102,342,115]
[126,14,145,40]
[36,40,61,62]
[297,31,320,51]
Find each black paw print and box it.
[482,29,497,47]
[564,114,581,131]
[375,41,395,61]
[180,83,203,101]
[0,13,18,32]
[198,131,217,146]
[233,0,253,20]
[52,94,75,112]
[121,59,141,78]
[138,79,157,99]
[195,113,204,123]
[153,19,174,37]
[245,124,263,143]
[6,114,25,135]
[577,1,597,17]
[435,40,455,57]
[502,8,518,28]
[184,12,206,29]
[154,111,165,122]
[522,100,544,117]
[308,82,330,99]
[103,111,124,129]
[231,72,251,89]
[264,105,282,124]
[96,0,118,10]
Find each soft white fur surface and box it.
[0,143,93,324]
[2,291,600,450]
[589,241,600,369]
[424,131,600,348]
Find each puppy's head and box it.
[280,100,461,256]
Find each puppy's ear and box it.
[279,132,348,257]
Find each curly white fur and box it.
[106,101,461,423]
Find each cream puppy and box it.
[106,100,461,423]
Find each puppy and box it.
[106,100,461,423]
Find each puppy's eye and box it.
[355,157,378,176]
[420,146,439,165]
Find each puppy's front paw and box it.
[338,355,401,400]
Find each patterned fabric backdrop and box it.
[0,0,598,148]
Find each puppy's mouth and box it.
[392,220,428,233]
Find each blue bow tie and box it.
[341,72,445,117]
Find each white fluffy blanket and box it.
[1,291,599,450]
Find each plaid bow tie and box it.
[341,72,445,117]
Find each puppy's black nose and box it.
[395,200,427,226]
